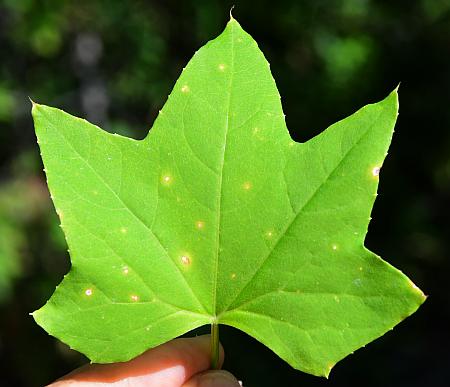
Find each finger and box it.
[182,370,241,387]
[49,335,224,386]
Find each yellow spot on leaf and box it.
[372,166,381,177]
[161,174,173,185]
[181,255,191,265]
[242,181,252,190]
[265,230,275,239]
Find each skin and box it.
[49,335,240,387]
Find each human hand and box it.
[49,335,241,386]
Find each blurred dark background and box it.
[0,0,449,386]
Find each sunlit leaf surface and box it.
[32,18,425,377]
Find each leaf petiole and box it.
[210,322,220,369]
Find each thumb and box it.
[183,370,241,387]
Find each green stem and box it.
[210,322,220,369]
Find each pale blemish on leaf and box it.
[353,278,362,287]
[265,230,275,239]
[242,181,252,190]
[180,255,191,265]
[161,174,173,185]
[372,166,381,177]
[195,220,205,229]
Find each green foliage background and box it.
[0,1,448,386]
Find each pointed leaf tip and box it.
[227,10,241,28]
[31,101,45,116]
[28,96,36,106]
[229,5,235,20]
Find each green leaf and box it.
[32,17,425,377]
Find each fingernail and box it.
[197,370,241,387]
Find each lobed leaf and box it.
[32,17,425,376]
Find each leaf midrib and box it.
[212,22,235,319]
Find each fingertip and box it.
[48,335,226,386]
[183,370,241,387]
[184,334,225,369]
